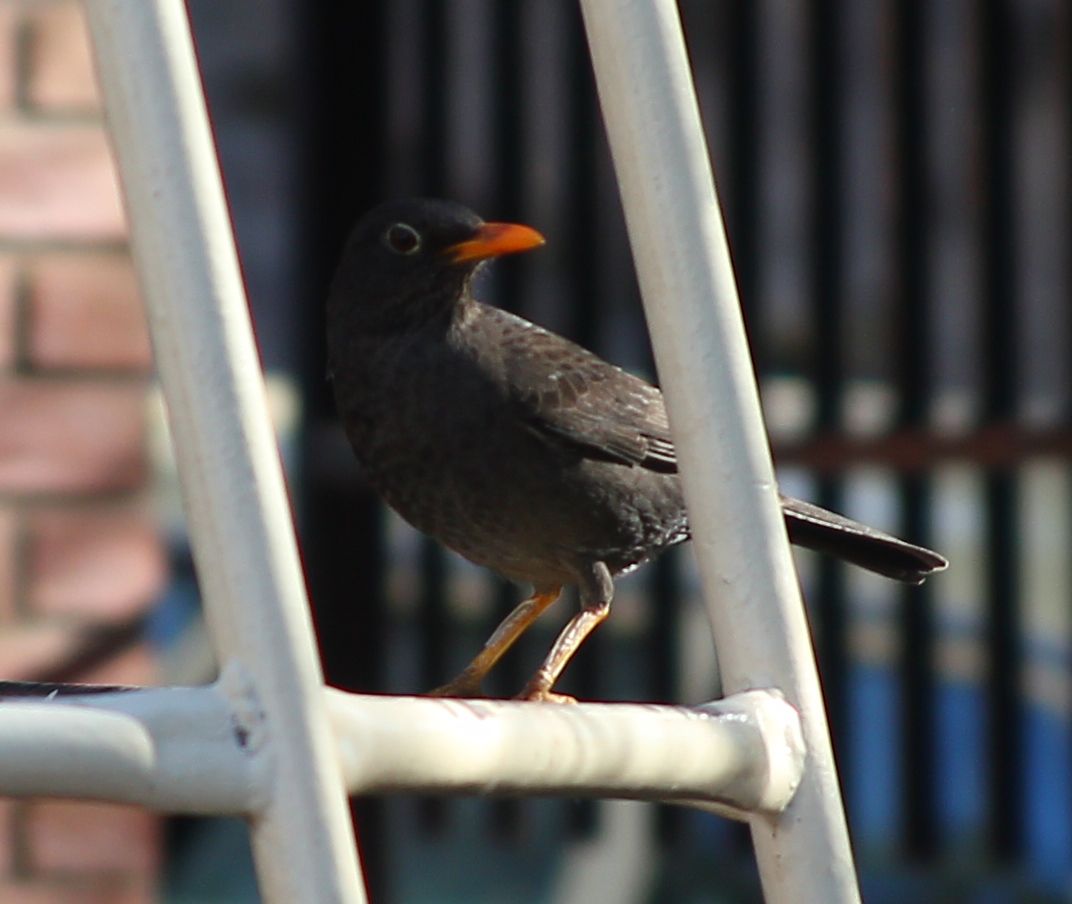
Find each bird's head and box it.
[329,198,545,333]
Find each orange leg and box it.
[429,587,562,697]
[517,599,610,703]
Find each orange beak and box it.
[445,222,546,264]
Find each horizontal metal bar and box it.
[326,689,804,814]
[0,682,804,817]
[774,424,1072,472]
[0,680,260,813]
[309,422,1072,489]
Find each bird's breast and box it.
[331,333,512,511]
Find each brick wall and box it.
[0,2,166,901]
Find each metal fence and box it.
[295,2,1072,900]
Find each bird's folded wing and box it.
[502,326,679,473]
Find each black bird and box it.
[327,198,948,702]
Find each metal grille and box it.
[297,2,1072,899]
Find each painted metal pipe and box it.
[82,3,365,901]
[578,2,861,901]
[0,683,259,813]
[0,683,804,816]
[327,689,803,812]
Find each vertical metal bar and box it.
[578,3,860,902]
[808,0,850,777]
[83,3,365,902]
[420,0,450,197]
[563,0,608,717]
[297,1,390,894]
[639,4,688,838]
[481,0,526,820]
[487,0,529,708]
[1067,11,1072,875]
[559,4,605,839]
[984,473,1020,857]
[979,0,1023,862]
[727,0,760,342]
[417,0,450,694]
[650,549,686,847]
[416,535,450,835]
[893,0,938,860]
[492,0,526,231]
[725,0,765,860]
[415,0,451,839]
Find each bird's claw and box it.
[516,686,577,704]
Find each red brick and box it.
[0,507,17,622]
[26,254,151,371]
[0,5,17,110]
[0,880,155,904]
[0,380,147,494]
[24,2,99,112]
[0,621,85,681]
[79,641,157,687]
[27,507,165,620]
[25,801,160,876]
[1,622,69,680]
[0,125,125,241]
[0,254,17,369]
[0,798,13,875]
[0,621,158,684]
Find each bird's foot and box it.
[516,685,577,704]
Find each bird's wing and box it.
[498,321,679,473]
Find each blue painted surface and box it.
[849,663,903,844]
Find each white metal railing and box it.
[83,1,364,900]
[0,1,861,901]
[579,3,860,901]
[0,683,803,816]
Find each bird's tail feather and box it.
[781,495,948,585]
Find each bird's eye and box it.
[384,223,421,255]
